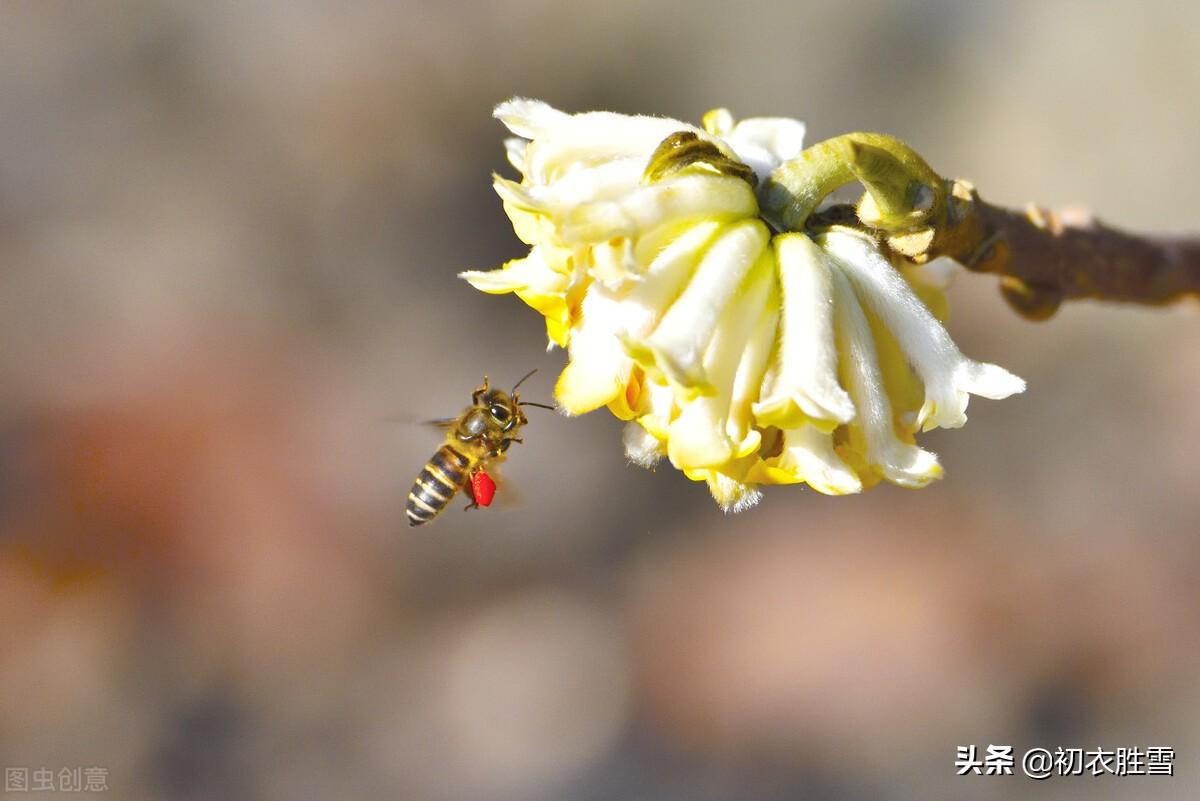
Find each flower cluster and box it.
[462,99,1024,510]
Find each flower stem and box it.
[760,133,944,233]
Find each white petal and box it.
[626,220,769,392]
[588,237,638,289]
[829,265,942,488]
[623,422,664,468]
[725,117,807,183]
[727,281,779,452]
[624,219,721,313]
[667,248,774,468]
[560,173,758,244]
[754,233,856,428]
[500,105,696,184]
[557,224,725,413]
[494,158,646,220]
[779,424,862,495]
[503,137,528,175]
[706,472,762,513]
[821,230,1025,431]
[904,255,958,292]
[493,98,570,139]
[578,222,722,367]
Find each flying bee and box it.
[406,370,553,527]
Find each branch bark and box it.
[762,133,1200,321]
[959,201,1200,320]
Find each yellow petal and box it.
[607,366,647,421]
[461,248,574,347]
[633,380,677,442]
[749,424,862,495]
[554,286,637,414]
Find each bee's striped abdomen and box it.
[406,444,472,526]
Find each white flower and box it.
[462,99,1025,510]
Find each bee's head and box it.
[482,388,524,432]
[468,377,524,432]
[468,370,549,438]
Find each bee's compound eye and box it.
[489,404,510,422]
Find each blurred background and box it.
[2,1,1199,799]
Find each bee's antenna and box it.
[511,368,537,393]
[519,401,556,411]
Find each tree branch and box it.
[763,132,1200,321]
[957,201,1200,320]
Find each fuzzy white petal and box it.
[496,99,696,185]
[557,224,727,412]
[588,237,639,289]
[725,117,807,184]
[705,471,763,513]
[503,137,528,175]
[821,230,1025,431]
[494,158,646,221]
[829,265,942,488]
[727,282,779,452]
[493,98,570,139]
[667,249,774,469]
[754,233,856,429]
[904,255,959,292]
[623,421,664,468]
[777,424,863,495]
[626,220,769,392]
[622,220,722,316]
[560,174,757,244]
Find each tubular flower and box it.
[462,99,1025,510]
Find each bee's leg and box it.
[471,376,491,404]
[463,475,479,512]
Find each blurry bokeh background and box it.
[3,2,1199,799]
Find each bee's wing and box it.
[379,415,457,430]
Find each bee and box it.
[406,370,553,527]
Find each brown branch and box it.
[926,186,1200,320]
[766,134,1200,322]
